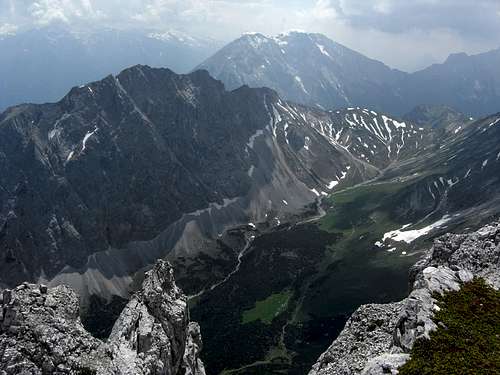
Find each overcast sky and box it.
[1,0,499,72]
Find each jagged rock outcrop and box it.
[309,221,500,375]
[0,260,205,375]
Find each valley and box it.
[188,108,500,373]
[189,180,422,374]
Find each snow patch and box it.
[294,76,309,94]
[247,129,264,149]
[488,118,500,127]
[82,127,98,152]
[316,43,331,58]
[310,188,320,197]
[247,165,255,177]
[304,136,311,151]
[327,180,339,190]
[382,216,452,244]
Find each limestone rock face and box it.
[309,302,405,375]
[0,260,205,375]
[309,221,500,375]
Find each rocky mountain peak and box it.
[199,32,500,117]
[197,31,407,113]
[0,260,205,375]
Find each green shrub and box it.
[399,278,500,375]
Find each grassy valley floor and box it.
[189,180,432,374]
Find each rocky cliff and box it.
[0,260,205,375]
[309,220,500,375]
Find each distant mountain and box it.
[0,24,221,111]
[197,31,500,117]
[406,50,500,117]
[196,32,407,115]
[0,65,430,299]
[403,104,473,133]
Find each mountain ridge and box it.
[0,65,432,302]
[0,25,221,111]
[197,31,500,117]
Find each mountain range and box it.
[198,31,500,117]
[0,65,434,299]
[1,31,500,374]
[3,28,499,119]
[0,24,220,111]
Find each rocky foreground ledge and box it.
[309,221,500,375]
[0,260,205,375]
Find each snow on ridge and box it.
[243,31,264,36]
[279,29,308,37]
[488,118,500,128]
[381,114,406,129]
[82,127,98,152]
[294,76,309,94]
[243,32,270,48]
[316,43,331,58]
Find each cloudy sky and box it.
[1,0,499,72]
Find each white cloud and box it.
[310,0,338,20]
[372,0,393,14]
[0,23,18,36]
[27,0,104,25]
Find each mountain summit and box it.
[197,31,406,114]
[198,32,500,117]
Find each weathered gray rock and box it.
[361,354,410,375]
[309,220,500,375]
[309,302,405,375]
[0,260,205,375]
